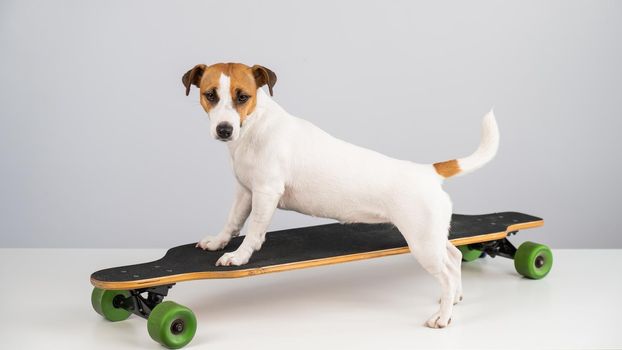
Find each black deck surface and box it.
[92,212,541,283]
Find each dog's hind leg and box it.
[446,240,463,304]
[392,194,458,328]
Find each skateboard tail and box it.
[433,110,499,179]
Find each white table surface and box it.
[0,248,620,349]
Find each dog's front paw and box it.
[425,312,452,329]
[196,235,229,251]
[215,251,250,266]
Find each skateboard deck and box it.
[91,211,543,290]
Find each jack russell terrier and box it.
[183,62,499,328]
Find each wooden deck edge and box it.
[91,219,544,290]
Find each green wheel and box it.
[147,301,197,349]
[458,245,483,262]
[514,241,553,279]
[91,288,132,322]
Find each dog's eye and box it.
[204,90,217,102]
[237,94,250,104]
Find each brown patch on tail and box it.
[433,159,461,178]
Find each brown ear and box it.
[182,64,207,96]
[251,65,277,96]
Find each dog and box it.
[183,62,499,328]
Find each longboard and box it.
[92,211,543,289]
[90,211,550,349]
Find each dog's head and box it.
[182,62,277,142]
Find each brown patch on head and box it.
[227,63,261,124]
[433,159,461,178]
[195,63,229,113]
[182,63,278,125]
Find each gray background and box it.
[1,0,620,248]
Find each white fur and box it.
[197,74,500,328]
[208,74,241,140]
[455,110,499,176]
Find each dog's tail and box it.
[432,110,499,179]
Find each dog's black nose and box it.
[216,122,233,139]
